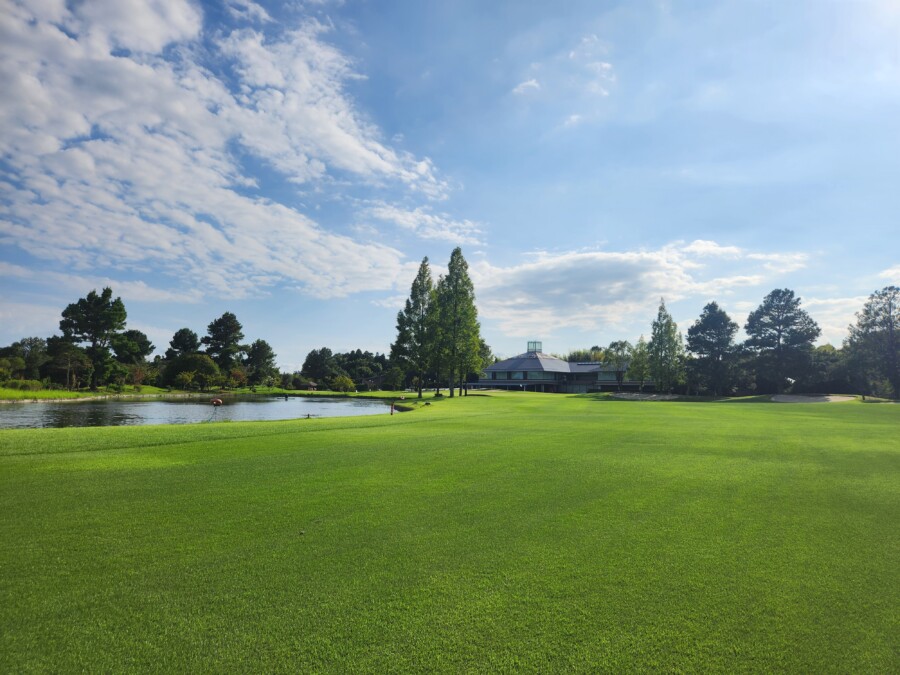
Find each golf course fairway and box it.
[1,392,897,672]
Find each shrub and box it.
[2,379,44,391]
[331,375,356,392]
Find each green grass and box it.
[0,387,98,400]
[0,385,177,401]
[1,392,897,672]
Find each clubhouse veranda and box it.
[478,342,649,394]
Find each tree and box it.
[846,286,899,398]
[686,302,738,396]
[334,349,388,389]
[794,344,853,395]
[165,328,200,360]
[606,340,632,391]
[112,330,155,364]
[59,287,127,389]
[166,353,220,391]
[744,289,820,393]
[45,337,91,389]
[331,374,355,392]
[301,347,344,387]
[0,355,26,381]
[436,248,481,397]
[627,336,651,392]
[558,347,604,362]
[201,312,245,372]
[105,361,130,390]
[382,366,406,391]
[0,338,50,380]
[229,367,248,388]
[244,339,278,386]
[390,257,435,398]
[648,299,685,393]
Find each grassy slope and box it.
[0,393,897,672]
[0,385,176,401]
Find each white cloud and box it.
[512,78,540,94]
[225,0,272,23]
[0,3,444,303]
[367,203,483,245]
[803,295,868,346]
[371,294,407,310]
[471,241,803,339]
[681,239,742,257]
[0,262,32,278]
[0,264,204,304]
[0,300,64,340]
[879,265,900,284]
[75,0,203,53]
[512,35,617,126]
[746,252,808,273]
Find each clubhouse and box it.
[478,341,651,394]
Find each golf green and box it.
[1,392,897,672]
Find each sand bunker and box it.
[771,395,855,403]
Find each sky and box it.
[2,0,899,368]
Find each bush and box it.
[2,379,44,391]
[331,375,356,392]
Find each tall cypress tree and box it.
[627,335,651,392]
[648,299,685,394]
[436,248,480,397]
[390,257,434,398]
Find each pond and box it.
[0,396,394,429]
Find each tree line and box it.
[3,268,894,399]
[580,286,898,398]
[0,247,490,395]
[0,288,279,392]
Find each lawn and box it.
[0,385,174,401]
[0,392,897,672]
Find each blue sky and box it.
[2,0,899,368]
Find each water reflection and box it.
[0,396,392,429]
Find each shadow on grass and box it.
[579,393,779,404]
[718,395,774,403]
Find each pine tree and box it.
[686,301,738,396]
[744,289,820,393]
[59,287,127,389]
[201,312,245,372]
[846,286,899,398]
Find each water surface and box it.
[0,396,392,429]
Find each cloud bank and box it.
[0,0,450,301]
[471,240,804,339]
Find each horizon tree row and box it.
[0,288,278,391]
[604,285,898,398]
